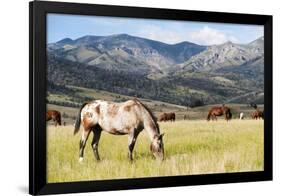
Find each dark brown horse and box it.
[46,110,61,126]
[207,105,232,121]
[74,99,164,162]
[159,112,176,122]
[251,110,264,120]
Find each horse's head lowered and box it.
[150,133,164,161]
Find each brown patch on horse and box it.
[85,112,92,118]
[124,105,131,112]
[108,104,119,117]
[83,117,94,130]
[123,100,137,112]
[95,105,100,114]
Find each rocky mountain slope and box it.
[47,34,264,106]
[175,37,264,72]
[48,34,206,77]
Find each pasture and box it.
[47,119,263,183]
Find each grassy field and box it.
[47,85,263,124]
[47,119,264,183]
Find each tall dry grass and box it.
[47,119,263,183]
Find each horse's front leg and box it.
[79,128,91,162]
[128,130,140,161]
[91,127,102,161]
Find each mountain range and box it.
[47,34,264,106]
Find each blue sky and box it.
[47,13,263,45]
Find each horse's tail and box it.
[74,102,88,135]
[207,111,212,121]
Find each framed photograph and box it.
[29,1,272,195]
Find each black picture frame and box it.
[29,1,273,195]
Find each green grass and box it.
[47,119,264,183]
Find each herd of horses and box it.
[46,99,264,162]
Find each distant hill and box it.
[48,34,206,77]
[175,37,263,72]
[47,34,264,106]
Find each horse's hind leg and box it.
[52,117,57,127]
[128,129,141,161]
[55,120,58,127]
[91,126,102,161]
[79,128,91,162]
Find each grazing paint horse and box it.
[207,105,232,121]
[46,110,61,126]
[74,99,164,162]
[159,112,176,122]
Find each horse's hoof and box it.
[79,157,84,163]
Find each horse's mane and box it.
[133,98,160,132]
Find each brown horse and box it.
[46,110,61,126]
[207,105,232,121]
[74,99,164,162]
[249,104,264,120]
[252,110,264,120]
[159,112,176,122]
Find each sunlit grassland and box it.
[47,119,263,183]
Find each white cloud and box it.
[188,26,238,45]
[135,25,240,45]
[136,25,187,44]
